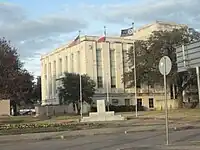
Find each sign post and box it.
[159,56,172,146]
[176,41,200,107]
[196,66,200,108]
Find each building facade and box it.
[41,21,186,109]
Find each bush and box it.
[91,105,145,112]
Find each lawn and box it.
[120,108,200,121]
[0,109,200,136]
[0,115,80,125]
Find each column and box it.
[48,62,52,99]
[115,43,124,89]
[101,42,111,92]
[41,60,47,105]
[46,60,50,100]
[52,60,56,98]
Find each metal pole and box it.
[79,30,83,118]
[80,74,82,118]
[196,66,200,108]
[106,72,110,111]
[132,22,137,117]
[46,105,49,117]
[104,26,110,111]
[164,57,169,145]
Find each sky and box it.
[0,0,200,77]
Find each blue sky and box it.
[0,0,200,76]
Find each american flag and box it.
[68,34,80,47]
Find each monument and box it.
[81,99,125,122]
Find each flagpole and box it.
[79,30,83,118]
[132,22,138,117]
[104,26,110,111]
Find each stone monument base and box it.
[81,111,125,122]
[81,99,125,122]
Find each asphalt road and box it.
[1,129,200,150]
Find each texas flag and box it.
[97,36,105,42]
[97,26,106,42]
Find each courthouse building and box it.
[41,21,186,110]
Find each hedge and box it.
[91,105,145,112]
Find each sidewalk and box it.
[0,123,198,143]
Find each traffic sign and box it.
[159,56,172,75]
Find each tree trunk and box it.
[177,91,183,108]
[72,102,76,112]
[12,102,17,116]
[75,103,80,115]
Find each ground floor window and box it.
[112,99,119,105]
[125,99,130,106]
[137,98,142,107]
[149,98,154,108]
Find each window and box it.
[96,48,103,88]
[136,81,141,88]
[149,82,154,88]
[96,49,102,67]
[97,76,103,88]
[48,62,51,76]
[44,64,47,75]
[53,75,56,95]
[112,99,119,105]
[174,85,177,99]
[111,76,116,88]
[65,56,68,72]
[110,49,116,88]
[53,61,56,75]
[170,84,173,99]
[59,58,62,75]
[137,98,142,107]
[71,54,74,72]
[149,98,154,108]
[77,51,80,72]
[125,99,130,106]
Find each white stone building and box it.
[41,21,186,109]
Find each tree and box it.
[0,37,34,114]
[32,76,41,104]
[123,27,200,107]
[58,72,96,112]
[58,72,96,113]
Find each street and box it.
[1,129,200,150]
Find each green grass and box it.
[122,109,200,120]
[0,116,41,124]
[0,115,80,125]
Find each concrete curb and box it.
[0,125,199,143]
[119,145,200,150]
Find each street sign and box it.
[176,40,200,72]
[159,56,172,75]
[159,56,172,146]
[175,41,200,108]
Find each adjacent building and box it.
[41,21,186,110]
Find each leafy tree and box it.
[0,37,34,114]
[32,76,41,104]
[58,72,96,113]
[123,27,200,107]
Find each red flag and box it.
[97,36,105,42]
[97,26,106,42]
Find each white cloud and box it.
[1,0,200,76]
[83,0,200,29]
[0,3,87,57]
[0,2,88,75]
